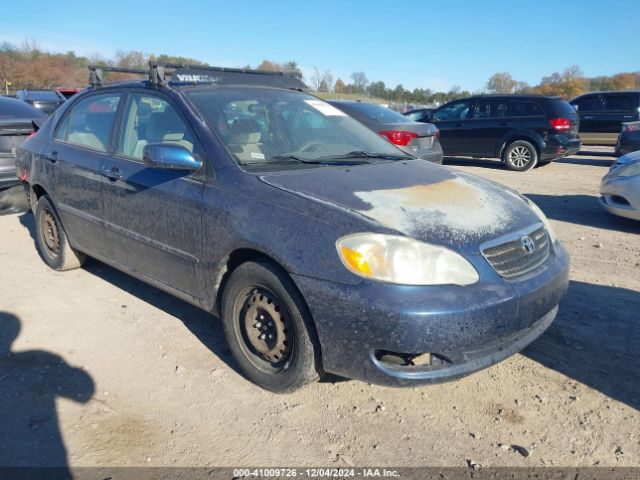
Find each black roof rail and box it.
[88,65,149,86]
[88,62,307,90]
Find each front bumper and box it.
[292,243,570,386]
[600,174,640,221]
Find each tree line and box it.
[1,41,638,105]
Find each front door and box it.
[432,99,472,155]
[100,91,205,298]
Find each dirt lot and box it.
[1,149,639,469]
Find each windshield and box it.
[185,87,409,171]
[344,102,410,123]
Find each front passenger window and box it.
[119,93,196,160]
[432,101,471,121]
[55,93,122,152]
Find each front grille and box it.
[482,226,550,278]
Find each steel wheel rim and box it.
[236,286,293,373]
[40,210,60,258]
[509,145,532,168]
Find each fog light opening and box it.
[611,195,630,206]
[374,350,451,369]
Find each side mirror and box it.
[142,143,202,172]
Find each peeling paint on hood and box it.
[355,175,516,239]
[258,160,539,248]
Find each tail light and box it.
[379,130,418,146]
[622,123,640,133]
[27,131,36,139]
[434,128,440,139]
[549,118,571,131]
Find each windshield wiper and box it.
[318,151,413,161]
[269,154,370,165]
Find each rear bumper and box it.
[400,142,443,164]
[292,243,570,386]
[540,136,581,161]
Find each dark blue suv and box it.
[15,64,570,392]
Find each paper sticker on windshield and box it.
[304,99,346,116]
[251,152,265,160]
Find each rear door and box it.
[431,99,473,155]
[100,90,205,298]
[48,91,123,256]
[598,93,639,144]
[463,97,511,155]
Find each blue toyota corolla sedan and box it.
[14,64,570,392]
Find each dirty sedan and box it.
[15,64,570,392]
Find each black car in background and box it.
[16,89,66,115]
[570,91,640,146]
[418,95,580,171]
[616,121,640,156]
[0,96,46,190]
[328,101,443,164]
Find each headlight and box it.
[526,198,557,244]
[608,161,640,178]
[336,233,479,286]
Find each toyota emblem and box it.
[521,236,536,255]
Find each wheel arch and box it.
[497,132,543,161]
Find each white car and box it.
[600,150,640,221]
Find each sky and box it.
[1,0,637,92]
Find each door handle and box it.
[101,166,122,181]
[583,116,594,119]
[46,151,58,163]
[455,123,466,127]
[498,122,512,127]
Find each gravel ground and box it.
[0,149,638,469]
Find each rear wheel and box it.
[34,196,85,271]
[221,260,322,392]
[503,140,538,171]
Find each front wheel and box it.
[221,260,323,392]
[503,140,538,171]
[34,195,85,271]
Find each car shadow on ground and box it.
[524,280,640,411]
[525,193,640,234]
[555,156,615,167]
[0,311,95,474]
[443,156,505,170]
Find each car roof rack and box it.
[88,62,307,90]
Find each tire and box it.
[503,140,538,171]
[221,260,323,392]
[34,195,85,271]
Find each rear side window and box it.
[572,95,600,112]
[509,101,544,117]
[473,99,509,118]
[54,93,122,152]
[26,91,63,101]
[552,99,579,118]
[603,95,634,112]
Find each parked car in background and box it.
[600,150,640,221]
[13,63,569,392]
[16,89,66,115]
[56,88,80,100]
[420,95,580,171]
[404,107,435,122]
[570,91,640,146]
[0,96,46,190]
[328,100,443,164]
[615,121,640,156]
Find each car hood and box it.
[258,160,540,248]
